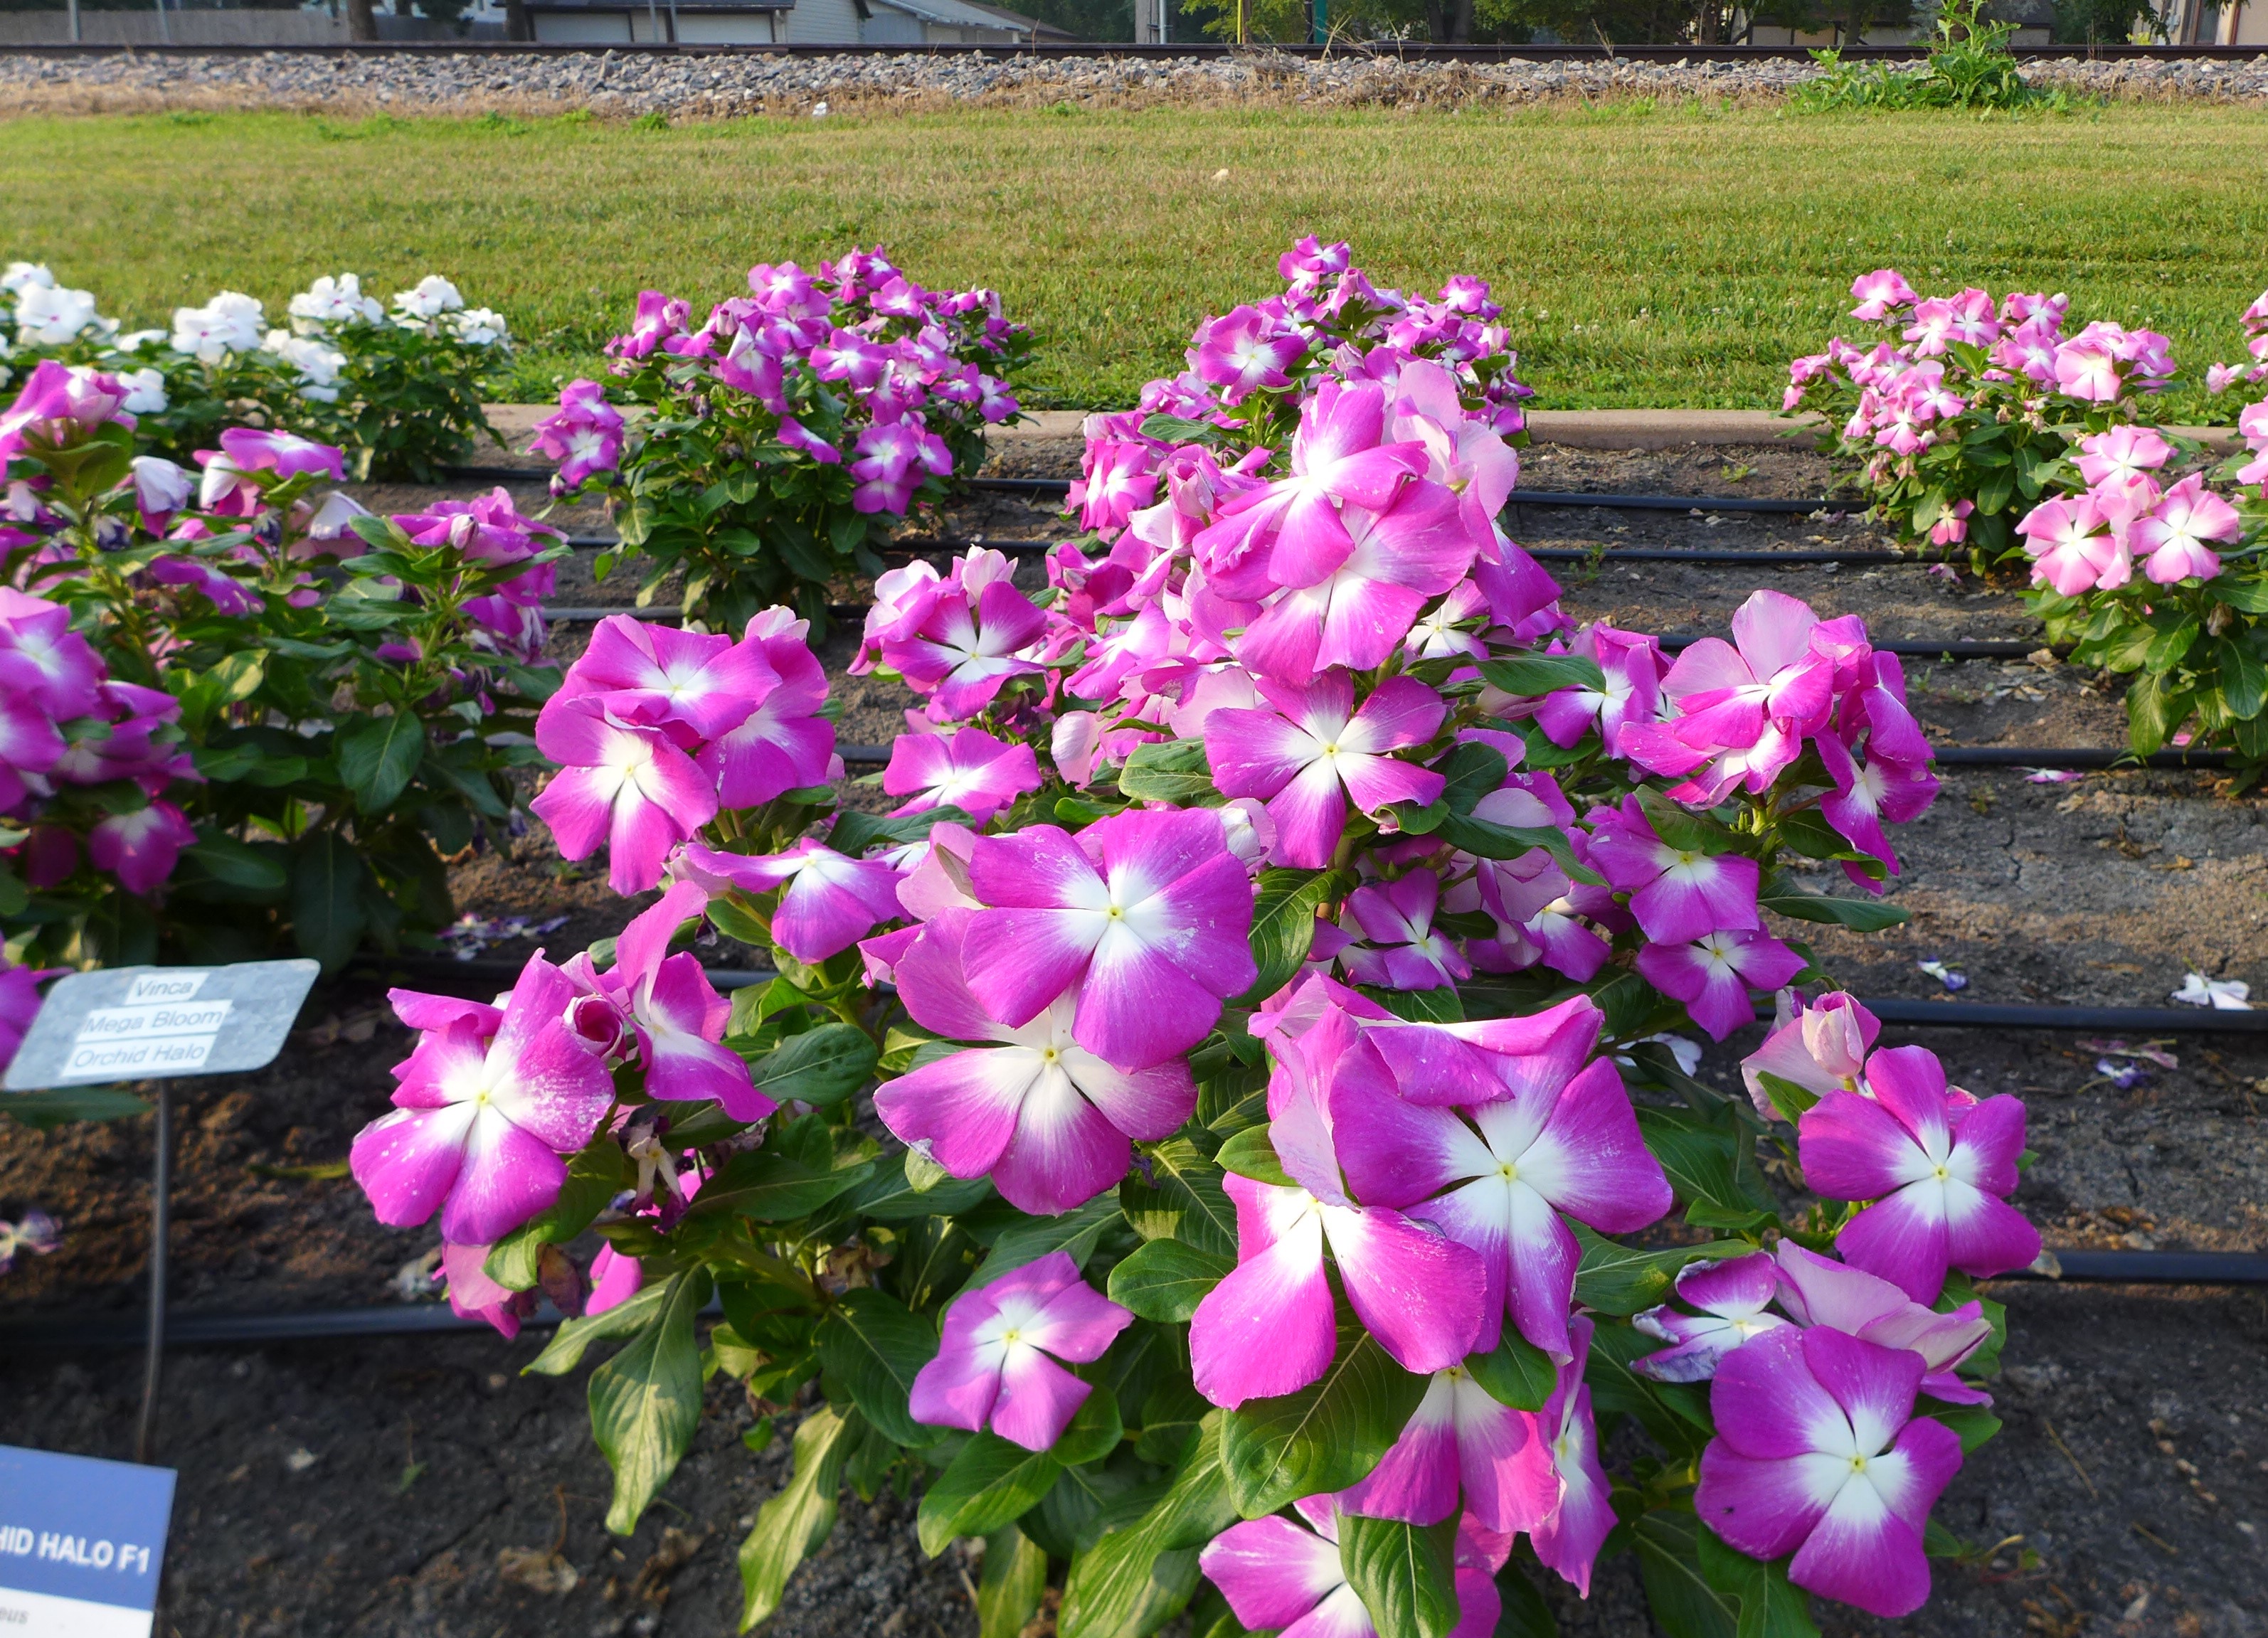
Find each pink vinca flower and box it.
[1849,269,1918,322]
[1533,624,1663,754]
[956,809,1256,1073]
[1582,795,1761,945]
[349,957,617,1245]
[217,427,344,483]
[1335,1364,1559,1536]
[1196,379,1429,595]
[674,839,904,964]
[1695,1326,1965,1619]
[701,607,838,808]
[1739,990,1879,1118]
[876,909,1197,1214]
[908,1250,1134,1450]
[1636,590,1835,791]
[1189,1013,1488,1406]
[1528,1315,1617,1595]
[1632,1252,1791,1382]
[1816,730,1938,883]
[0,961,64,1072]
[882,728,1042,825]
[551,616,775,743]
[1190,304,1307,403]
[1798,1044,2041,1302]
[0,588,105,720]
[598,879,771,1119]
[1633,928,1806,1041]
[2132,473,2240,585]
[88,801,197,895]
[1338,871,1470,992]
[1234,479,1477,683]
[1207,672,1446,869]
[2074,425,2172,489]
[529,380,625,489]
[886,578,1049,722]
[531,701,719,895]
[1773,1242,1996,1405]
[1201,1498,1500,1638]
[1328,1039,1673,1363]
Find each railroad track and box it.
[7,40,2265,61]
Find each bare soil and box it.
[4,440,2264,1638]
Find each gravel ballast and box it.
[4,46,2268,117]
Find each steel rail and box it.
[9,40,2264,60]
[6,1248,2261,1353]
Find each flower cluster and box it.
[1,357,560,969]
[531,248,1034,631]
[352,244,2015,1638]
[6,262,511,480]
[1792,271,2268,777]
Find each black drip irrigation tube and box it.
[820,741,2224,773]
[8,1247,2263,1354]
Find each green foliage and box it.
[1791,1,2081,113]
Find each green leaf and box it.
[2216,637,2266,720]
[1139,413,1218,443]
[337,712,427,814]
[524,1279,674,1378]
[1056,1413,1236,1638]
[816,1288,941,1449]
[1638,1107,1776,1232]
[1464,1331,1556,1413]
[590,1270,709,1533]
[2208,574,2268,615]
[1118,739,1219,805]
[738,1406,859,1631]
[1223,1327,1427,1518]
[1119,1137,1239,1259]
[1240,867,1348,1005]
[1108,1238,1233,1323]
[1433,812,1606,887]
[978,1525,1051,1638]
[1924,1404,2004,1454]
[1572,1226,1749,1315]
[692,1145,873,1223]
[918,1432,1064,1555]
[1631,1511,1739,1638]
[486,1137,629,1290]
[1756,889,1907,932]
[1494,1562,1560,1637]
[180,831,290,893]
[1752,1070,1819,1124]
[1339,1514,1461,1638]
[1213,1124,1293,1189]
[970,1194,1124,1287]
[830,805,974,856]
[290,830,366,972]
[2127,671,2180,757]
[1635,787,1742,853]
[1434,740,1510,816]
[2144,615,2200,676]
[748,1023,879,1107]
[846,1150,994,1221]
[1478,653,1606,697]
[0,1086,151,1129]
[1054,1383,1124,1467]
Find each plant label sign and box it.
[1,961,321,1092]
[0,1445,176,1637]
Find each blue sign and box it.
[0,1445,175,1637]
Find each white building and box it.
[526,0,1064,43]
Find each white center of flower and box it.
[1498,1161,1520,1184]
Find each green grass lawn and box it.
[6,102,2268,414]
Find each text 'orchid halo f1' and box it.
[1791,270,2268,784]
[531,248,1036,635]
[350,240,2033,1638]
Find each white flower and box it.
[288,273,383,335]
[109,329,169,354]
[2171,972,2251,1011]
[15,283,106,346]
[131,456,192,517]
[392,275,465,324]
[262,329,346,403]
[1,262,54,296]
[447,307,509,347]
[171,292,266,363]
[302,490,371,540]
[112,367,169,415]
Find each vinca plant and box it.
[349,247,2041,1638]
[0,358,561,977]
[2,262,512,481]
[1789,270,2268,778]
[529,248,1034,635]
